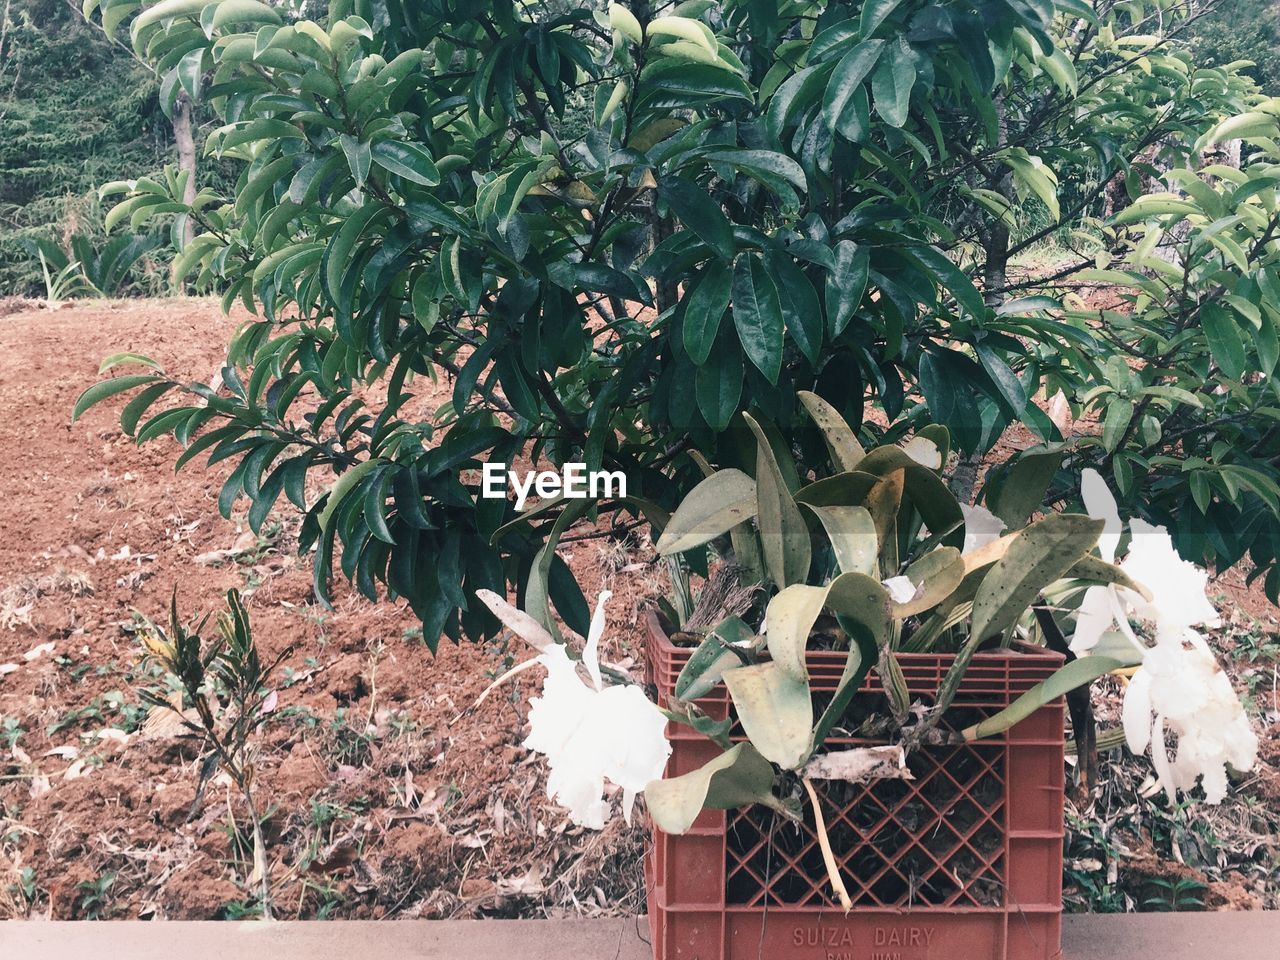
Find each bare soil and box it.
[0,298,1275,920]
[0,299,666,920]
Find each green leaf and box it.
[608,3,643,45]
[1111,194,1200,226]
[317,459,381,533]
[659,179,736,262]
[709,149,807,194]
[526,498,592,639]
[644,743,777,835]
[656,469,757,555]
[1067,555,1153,600]
[817,571,892,741]
[963,654,1137,740]
[695,338,743,430]
[120,382,176,437]
[98,352,164,374]
[675,617,755,700]
[970,513,1103,642]
[176,47,204,102]
[210,0,282,30]
[825,240,868,336]
[804,504,877,576]
[745,412,811,587]
[766,249,823,365]
[799,390,865,471]
[683,260,733,365]
[871,37,915,127]
[370,140,441,187]
[641,61,754,103]
[722,662,812,769]
[72,374,162,421]
[339,134,372,188]
[1197,111,1280,151]
[732,254,784,384]
[855,447,966,550]
[811,636,873,748]
[985,446,1064,529]
[325,203,386,299]
[860,0,906,35]
[1201,303,1247,380]
[825,571,892,643]
[910,245,985,321]
[1005,151,1060,221]
[821,40,884,137]
[763,584,828,681]
[1101,397,1133,453]
[133,0,208,31]
[893,547,965,617]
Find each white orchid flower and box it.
[1121,630,1259,804]
[476,589,671,829]
[1071,470,1255,803]
[1072,470,1220,655]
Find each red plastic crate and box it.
[643,611,1066,960]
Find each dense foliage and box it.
[0,0,168,293]
[76,0,1280,648]
[0,0,246,296]
[1189,0,1280,95]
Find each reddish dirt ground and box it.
[0,299,665,920]
[0,298,1275,920]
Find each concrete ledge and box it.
[1,913,1277,958]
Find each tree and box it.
[1189,0,1280,95]
[78,0,1279,646]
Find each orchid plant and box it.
[474,394,1256,910]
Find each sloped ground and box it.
[0,298,1275,920]
[0,299,663,920]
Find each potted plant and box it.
[478,395,1256,960]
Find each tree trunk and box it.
[173,90,198,249]
[980,92,1012,308]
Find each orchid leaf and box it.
[722,661,813,769]
[645,743,778,835]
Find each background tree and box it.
[1189,0,1280,95]
[0,0,166,292]
[0,0,242,295]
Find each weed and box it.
[308,798,354,831]
[4,866,39,914]
[138,589,291,919]
[300,876,345,918]
[1142,876,1207,911]
[54,656,93,682]
[277,704,321,729]
[45,689,147,736]
[220,899,265,920]
[1063,813,1126,913]
[18,866,36,902]
[326,710,376,768]
[74,872,115,919]
[45,700,105,736]
[1,717,24,750]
